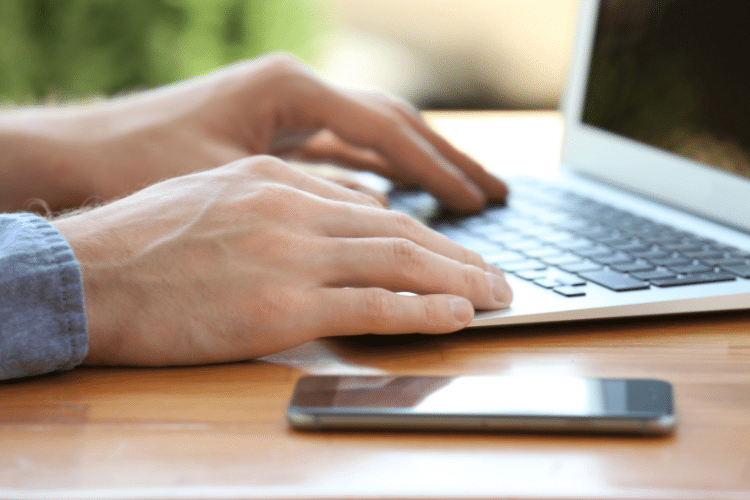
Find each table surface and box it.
[3,112,750,500]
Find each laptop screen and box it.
[582,0,750,182]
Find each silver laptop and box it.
[391,0,750,327]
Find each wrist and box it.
[51,211,136,366]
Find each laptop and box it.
[390,0,750,327]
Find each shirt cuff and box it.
[0,213,88,380]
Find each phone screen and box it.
[287,375,675,434]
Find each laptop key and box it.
[523,246,564,259]
[485,250,526,264]
[590,251,634,266]
[668,263,714,275]
[701,257,747,267]
[542,253,584,266]
[720,264,750,279]
[629,247,671,260]
[578,269,650,291]
[609,238,652,253]
[501,259,547,273]
[515,270,549,281]
[556,237,596,251]
[535,230,578,244]
[553,285,587,297]
[526,268,587,287]
[660,241,704,252]
[456,217,498,235]
[682,249,726,260]
[575,244,616,258]
[438,229,503,254]
[610,259,655,273]
[484,230,526,244]
[534,278,561,289]
[647,255,692,267]
[651,272,737,287]
[560,260,603,273]
[631,268,677,281]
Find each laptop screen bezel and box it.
[560,0,750,233]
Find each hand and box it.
[52,156,512,366]
[7,54,507,213]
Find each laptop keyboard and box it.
[391,178,750,298]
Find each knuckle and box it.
[258,52,305,76]
[460,245,486,269]
[390,238,424,275]
[240,182,301,216]
[256,54,319,96]
[366,90,416,114]
[364,288,395,327]
[415,295,467,334]
[418,295,444,330]
[242,155,289,179]
[357,192,387,208]
[392,212,423,240]
[254,285,316,339]
[462,264,489,297]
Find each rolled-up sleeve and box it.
[0,213,87,380]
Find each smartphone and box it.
[287,375,676,435]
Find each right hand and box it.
[52,156,512,367]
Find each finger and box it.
[320,236,512,311]
[382,99,509,202]
[294,85,489,212]
[315,288,476,335]
[230,156,384,209]
[347,92,509,201]
[313,201,487,269]
[337,105,488,212]
[291,130,422,189]
[292,130,392,173]
[326,178,389,208]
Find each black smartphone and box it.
[287,375,676,435]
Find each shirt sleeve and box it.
[0,213,88,380]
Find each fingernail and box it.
[486,271,513,308]
[449,297,474,324]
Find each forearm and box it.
[0,107,94,213]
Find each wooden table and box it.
[2,113,750,500]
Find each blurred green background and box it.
[0,0,328,104]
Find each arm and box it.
[0,54,508,215]
[0,109,92,213]
[1,54,513,374]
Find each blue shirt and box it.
[0,213,87,380]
